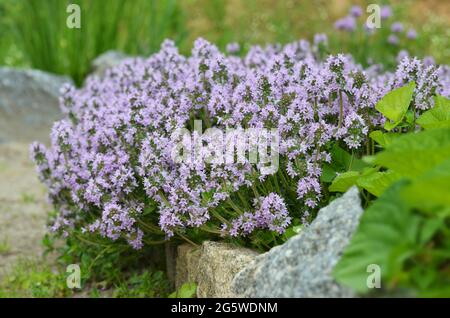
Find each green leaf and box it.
[372,128,450,178]
[369,130,399,148]
[383,120,399,131]
[330,144,369,172]
[329,171,360,192]
[375,82,416,131]
[434,94,450,108]
[357,170,401,197]
[283,225,303,241]
[417,95,450,129]
[405,110,415,125]
[410,266,437,291]
[333,181,421,293]
[419,218,443,244]
[320,163,337,182]
[168,282,197,298]
[401,158,450,208]
[362,155,376,165]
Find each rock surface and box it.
[0,67,72,143]
[91,50,128,77]
[232,186,363,298]
[176,241,258,298]
[175,244,201,289]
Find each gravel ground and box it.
[0,142,49,277]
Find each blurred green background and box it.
[0,0,448,85]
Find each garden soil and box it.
[0,142,49,277]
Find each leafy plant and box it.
[0,255,172,298]
[0,236,11,254]
[169,282,197,298]
[332,94,450,297]
[0,260,71,298]
[375,81,415,131]
[334,160,450,296]
[113,270,171,298]
[329,86,450,197]
[417,95,450,129]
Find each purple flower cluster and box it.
[387,21,417,46]
[31,38,449,249]
[380,6,393,20]
[334,5,418,48]
[391,22,404,33]
[226,42,240,54]
[334,5,364,32]
[224,193,291,237]
[334,15,357,32]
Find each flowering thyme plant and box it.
[31,38,449,250]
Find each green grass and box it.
[0,230,172,298]
[180,0,333,52]
[0,237,11,254]
[0,257,171,298]
[1,0,187,85]
[20,192,36,204]
[181,0,449,66]
[327,1,450,68]
[0,259,71,297]
[112,270,171,298]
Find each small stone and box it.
[0,67,72,143]
[91,51,128,77]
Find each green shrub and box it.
[332,93,450,297]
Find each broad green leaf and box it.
[357,170,401,197]
[375,82,416,131]
[417,95,450,129]
[362,155,376,165]
[434,94,450,108]
[330,144,369,172]
[405,110,415,125]
[369,130,399,148]
[283,225,303,242]
[169,282,197,298]
[372,128,450,178]
[401,158,450,208]
[329,171,360,192]
[384,120,399,131]
[333,181,420,293]
[283,225,303,241]
[320,163,337,182]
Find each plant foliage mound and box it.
[31,38,450,251]
[332,95,450,297]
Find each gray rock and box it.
[232,186,363,298]
[176,241,258,298]
[91,50,128,77]
[0,67,72,144]
[175,244,201,290]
